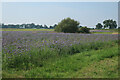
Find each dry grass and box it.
[112,32,118,34]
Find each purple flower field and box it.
[2,31,119,78]
[2,31,118,55]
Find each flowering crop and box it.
[2,31,118,70]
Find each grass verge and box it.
[2,43,118,78]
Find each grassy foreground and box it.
[2,41,118,78]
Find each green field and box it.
[2,41,119,78]
[2,28,119,34]
[1,28,54,31]
[92,32,113,34]
[2,28,119,78]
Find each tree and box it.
[30,23,35,28]
[44,25,48,29]
[103,19,117,29]
[1,23,4,28]
[96,23,103,29]
[40,25,43,28]
[49,26,53,29]
[36,25,40,29]
[53,24,57,28]
[16,24,20,28]
[78,26,82,28]
[55,17,79,33]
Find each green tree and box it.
[53,24,57,28]
[44,25,48,29]
[55,17,79,33]
[78,26,82,28]
[30,23,35,28]
[96,23,103,29]
[103,19,117,29]
[49,26,53,29]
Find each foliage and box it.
[2,31,118,70]
[43,25,48,29]
[2,28,54,31]
[49,24,57,29]
[24,45,118,78]
[96,23,103,29]
[3,41,118,78]
[103,19,117,29]
[2,31,118,78]
[1,23,56,29]
[78,27,90,33]
[55,17,79,33]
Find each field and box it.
[1,29,119,78]
[1,28,54,31]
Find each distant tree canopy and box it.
[96,23,103,29]
[95,19,117,29]
[55,17,80,33]
[44,25,48,29]
[49,24,57,29]
[78,26,82,28]
[1,19,117,30]
[103,19,117,29]
[1,23,57,29]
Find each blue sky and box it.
[2,2,118,28]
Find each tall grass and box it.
[2,40,118,71]
[24,43,118,78]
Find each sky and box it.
[2,2,118,28]
[1,0,119,2]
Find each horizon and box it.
[2,2,118,28]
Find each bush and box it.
[55,17,79,33]
[78,27,90,33]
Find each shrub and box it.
[55,17,79,33]
[78,27,90,33]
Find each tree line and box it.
[96,19,117,29]
[55,18,118,33]
[0,18,118,30]
[1,23,57,29]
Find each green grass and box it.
[24,45,118,78]
[1,28,54,31]
[2,41,118,78]
[92,32,114,34]
[91,29,118,31]
[90,29,118,34]
[0,52,1,79]
[2,28,119,35]
[72,56,118,78]
[2,41,117,70]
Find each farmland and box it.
[1,28,54,31]
[2,29,119,78]
[1,1,119,78]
